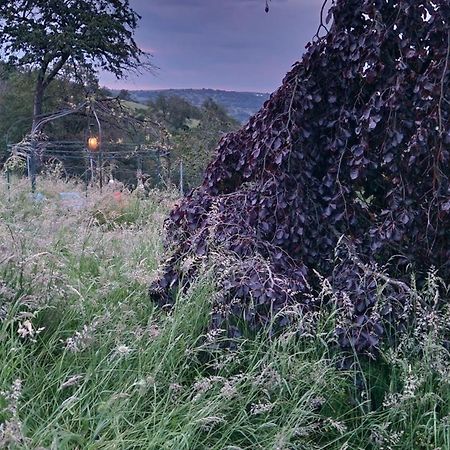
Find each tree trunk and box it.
[31,54,70,133]
[32,74,45,133]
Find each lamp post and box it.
[87,135,99,186]
[86,101,103,191]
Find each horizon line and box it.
[103,86,271,95]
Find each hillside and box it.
[113,88,270,123]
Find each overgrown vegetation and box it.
[147,95,239,189]
[1,179,449,449]
[1,1,449,448]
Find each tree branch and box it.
[42,53,70,88]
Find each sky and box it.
[100,0,324,93]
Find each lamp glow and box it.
[88,136,99,151]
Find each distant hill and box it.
[112,89,270,123]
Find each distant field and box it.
[0,177,449,449]
[121,100,149,112]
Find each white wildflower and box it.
[63,314,109,352]
[60,395,79,410]
[169,383,183,395]
[250,401,274,415]
[132,376,155,395]
[17,319,44,342]
[196,415,225,431]
[148,324,161,338]
[220,380,238,400]
[0,418,24,448]
[192,376,224,401]
[325,418,348,434]
[111,344,134,360]
[0,379,24,447]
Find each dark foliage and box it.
[151,0,450,354]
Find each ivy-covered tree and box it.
[0,0,150,130]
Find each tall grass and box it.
[0,176,449,449]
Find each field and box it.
[0,177,449,450]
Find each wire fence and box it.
[5,140,173,194]
[3,96,183,195]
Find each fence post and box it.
[84,153,89,196]
[155,150,162,188]
[108,155,115,184]
[90,154,95,186]
[179,159,184,196]
[99,149,103,193]
[5,167,11,201]
[29,140,37,193]
[137,154,143,188]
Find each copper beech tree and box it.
[151,0,450,354]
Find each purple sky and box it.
[100,0,323,93]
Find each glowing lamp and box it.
[88,136,100,151]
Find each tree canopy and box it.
[0,0,150,129]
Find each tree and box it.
[118,89,132,101]
[170,99,239,188]
[0,0,151,131]
[151,95,202,130]
[145,95,238,189]
[151,0,450,354]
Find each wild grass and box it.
[0,176,449,449]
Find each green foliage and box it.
[127,89,269,124]
[0,66,33,161]
[147,95,239,190]
[117,89,133,101]
[0,65,94,161]
[0,0,149,125]
[150,95,203,130]
[0,62,236,191]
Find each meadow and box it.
[0,177,449,450]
